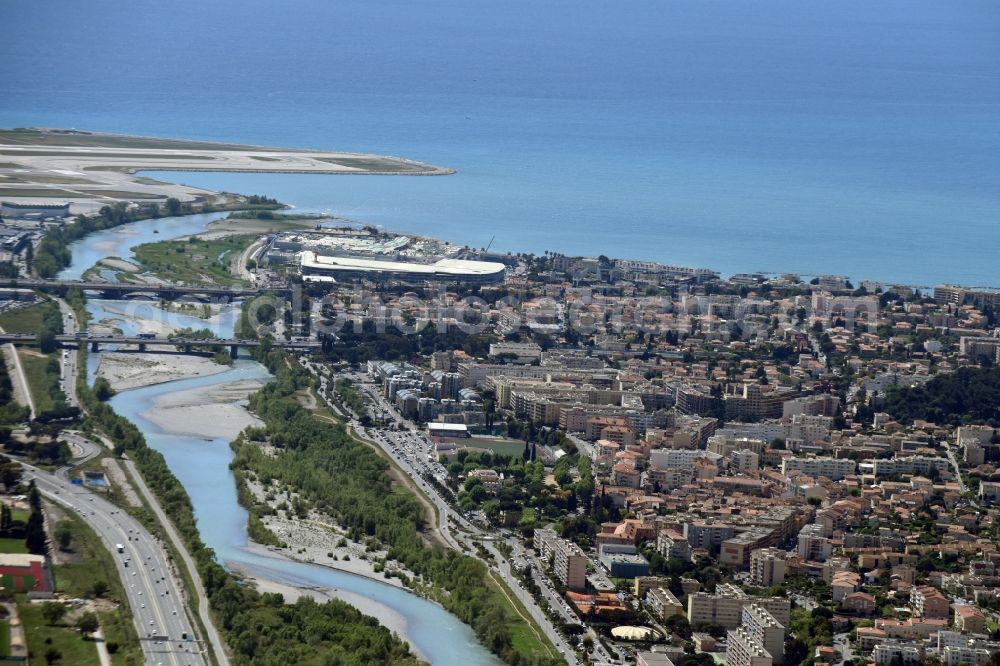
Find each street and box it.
[305,362,590,665]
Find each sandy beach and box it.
[141,378,264,438]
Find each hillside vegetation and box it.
[884,367,1000,426]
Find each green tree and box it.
[93,377,115,401]
[55,523,73,551]
[90,580,109,598]
[40,602,67,626]
[76,611,99,637]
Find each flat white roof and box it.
[0,553,45,566]
[301,251,505,277]
[428,423,469,431]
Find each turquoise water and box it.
[2,0,998,285]
[63,215,499,665]
[106,366,498,665]
[59,212,231,281]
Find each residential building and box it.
[721,529,773,569]
[683,522,735,551]
[910,585,950,619]
[647,587,685,621]
[796,524,832,562]
[534,528,588,591]
[871,640,923,666]
[742,603,785,665]
[687,583,790,629]
[726,625,773,666]
[954,604,986,634]
[749,548,786,588]
[842,591,877,616]
[656,529,692,562]
[781,456,856,481]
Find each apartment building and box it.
[650,448,719,471]
[871,455,950,478]
[726,625,774,666]
[488,341,542,363]
[959,336,1000,361]
[683,522,735,551]
[687,583,790,629]
[871,640,923,666]
[708,434,767,458]
[781,456,857,481]
[721,529,774,569]
[942,645,997,666]
[647,467,693,491]
[647,586,684,621]
[656,529,692,562]
[954,605,986,635]
[534,528,588,591]
[796,524,832,562]
[749,547,787,587]
[910,585,950,619]
[730,449,760,474]
[742,603,785,665]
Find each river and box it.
[61,214,500,665]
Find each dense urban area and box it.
[1,183,1000,666]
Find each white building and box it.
[781,456,856,481]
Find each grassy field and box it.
[0,537,27,554]
[17,351,63,415]
[52,512,143,666]
[484,569,560,662]
[17,600,100,666]
[0,174,97,185]
[0,619,9,657]
[0,301,58,335]
[132,235,255,286]
[84,190,166,199]
[0,187,84,198]
[464,437,529,457]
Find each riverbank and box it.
[141,377,263,439]
[241,474,410,588]
[226,562,428,662]
[96,352,230,391]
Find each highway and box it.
[55,297,80,408]
[25,454,207,666]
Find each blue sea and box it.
[1,0,998,286]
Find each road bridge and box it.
[0,332,318,358]
[3,278,291,301]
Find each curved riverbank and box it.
[61,210,500,665]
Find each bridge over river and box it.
[0,332,318,357]
[3,279,292,301]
